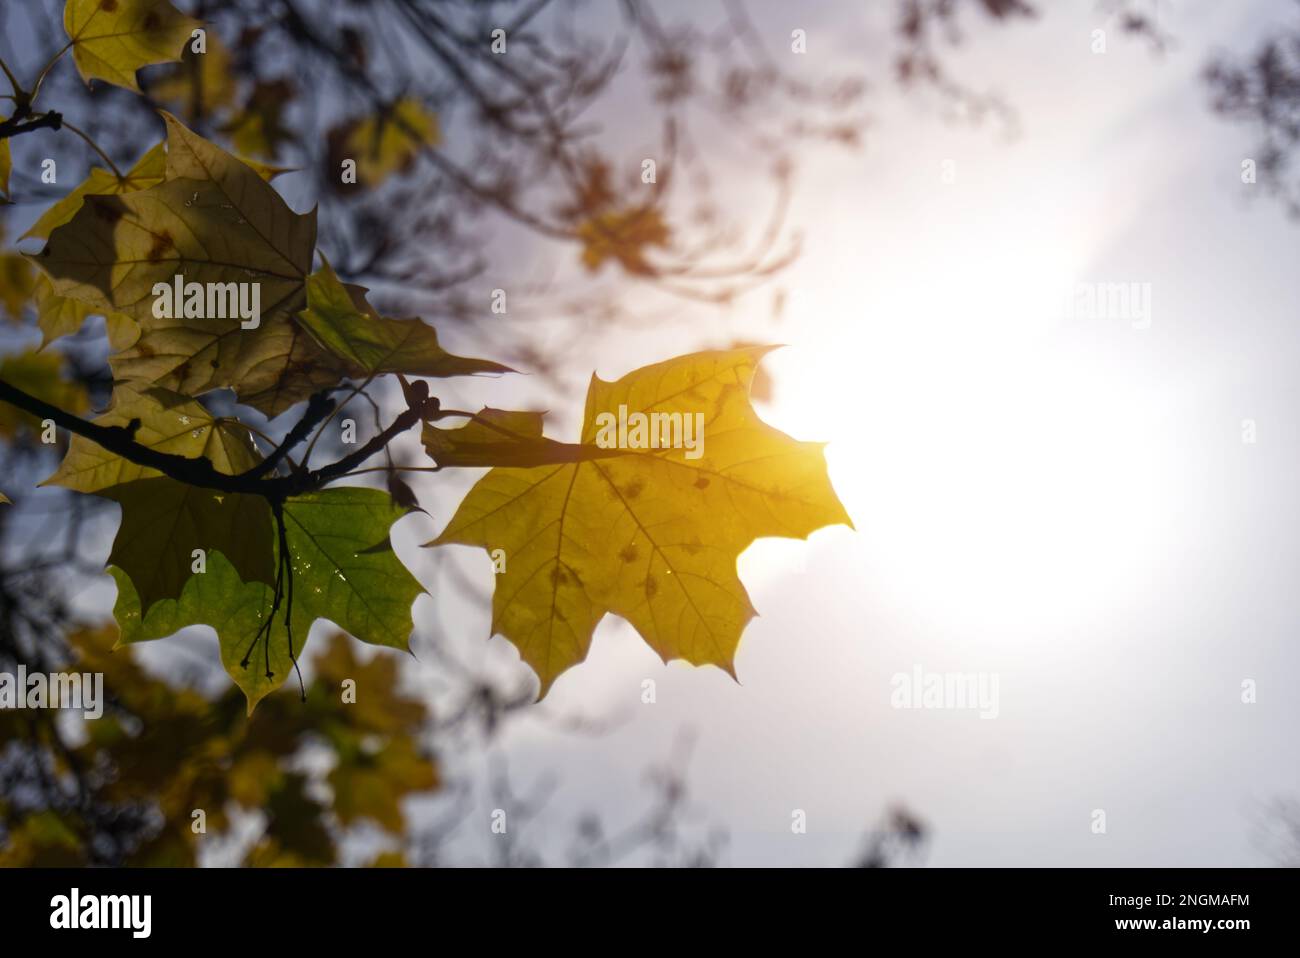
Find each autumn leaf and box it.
[149,29,238,122]
[44,382,261,492]
[0,132,10,200]
[64,0,200,92]
[329,735,436,832]
[223,79,296,161]
[428,347,851,695]
[114,487,422,711]
[22,141,166,242]
[32,273,140,350]
[297,261,512,379]
[32,274,92,345]
[0,250,36,319]
[334,97,439,189]
[577,206,671,275]
[43,383,276,610]
[421,407,570,468]
[37,114,335,415]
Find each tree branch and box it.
[0,377,434,501]
[0,111,62,141]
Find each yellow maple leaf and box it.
[149,28,238,122]
[576,206,671,275]
[428,347,852,695]
[64,0,200,92]
[338,97,439,188]
[23,141,166,242]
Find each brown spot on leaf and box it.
[91,199,123,225]
[644,573,658,598]
[146,230,174,263]
[100,0,118,11]
[622,478,645,500]
[142,11,160,31]
[694,476,710,490]
[681,538,702,556]
[618,544,638,563]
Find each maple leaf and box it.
[32,274,140,350]
[428,347,852,695]
[104,476,276,613]
[0,131,10,200]
[421,407,565,468]
[113,487,422,712]
[333,97,439,189]
[32,274,92,345]
[223,79,296,160]
[149,29,238,123]
[64,0,200,93]
[44,382,261,492]
[36,113,336,415]
[296,261,512,379]
[22,141,166,243]
[0,249,36,320]
[45,383,276,611]
[577,206,671,275]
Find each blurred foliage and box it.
[0,629,436,867]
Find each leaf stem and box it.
[59,119,123,179]
[0,55,22,100]
[29,42,73,106]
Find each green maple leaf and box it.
[103,476,274,614]
[113,487,422,712]
[296,261,511,379]
[428,346,852,696]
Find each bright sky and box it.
[396,0,1300,866]
[11,0,1296,866]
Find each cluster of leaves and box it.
[0,628,434,866]
[0,1,850,714]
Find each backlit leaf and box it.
[44,382,260,492]
[113,487,422,711]
[429,347,851,695]
[103,475,275,613]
